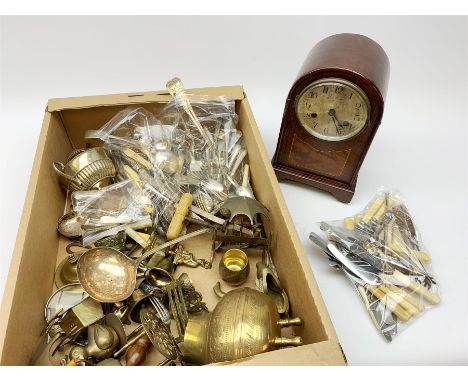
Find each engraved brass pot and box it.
[181,287,302,365]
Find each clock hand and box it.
[329,109,350,133]
[329,109,342,134]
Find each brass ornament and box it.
[165,280,189,340]
[54,243,90,288]
[66,314,125,363]
[170,245,210,269]
[177,273,208,313]
[58,297,104,337]
[218,196,270,225]
[256,262,289,315]
[140,307,179,361]
[219,248,250,286]
[54,256,80,288]
[85,324,119,359]
[104,313,127,347]
[69,323,119,361]
[182,288,302,365]
[184,290,207,314]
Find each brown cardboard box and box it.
[0,85,346,365]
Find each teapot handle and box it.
[52,162,75,183]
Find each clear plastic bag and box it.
[309,188,440,341]
[80,78,254,242]
[84,107,169,149]
[156,88,250,208]
[72,179,152,246]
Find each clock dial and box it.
[295,78,371,141]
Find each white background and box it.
[0,16,467,365]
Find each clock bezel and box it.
[294,77,372,142]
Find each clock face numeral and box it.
[295,78,370,142]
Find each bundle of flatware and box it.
[310,189,440,341]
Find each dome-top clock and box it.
[272,33,390,203]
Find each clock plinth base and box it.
[272,162,355,203]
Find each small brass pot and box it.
[52,147,116,192]
[219,249,249,286]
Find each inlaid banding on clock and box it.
[288,134,351,177]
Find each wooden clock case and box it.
[272,33,390,203]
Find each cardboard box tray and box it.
[0,85,346,365]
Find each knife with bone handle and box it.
[343,268,397,341]
[321,222,431,278]
[366,285,412,322]
[310,233,396,341]
[384,270,440,305]
[310,232,424,320]
[386,284,424,312]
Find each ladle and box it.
[77,227,212,303]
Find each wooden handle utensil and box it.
[125,334,152,366]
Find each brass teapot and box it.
[53,147,116,192]
[68,314,126,362]
[181,287,302,365]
